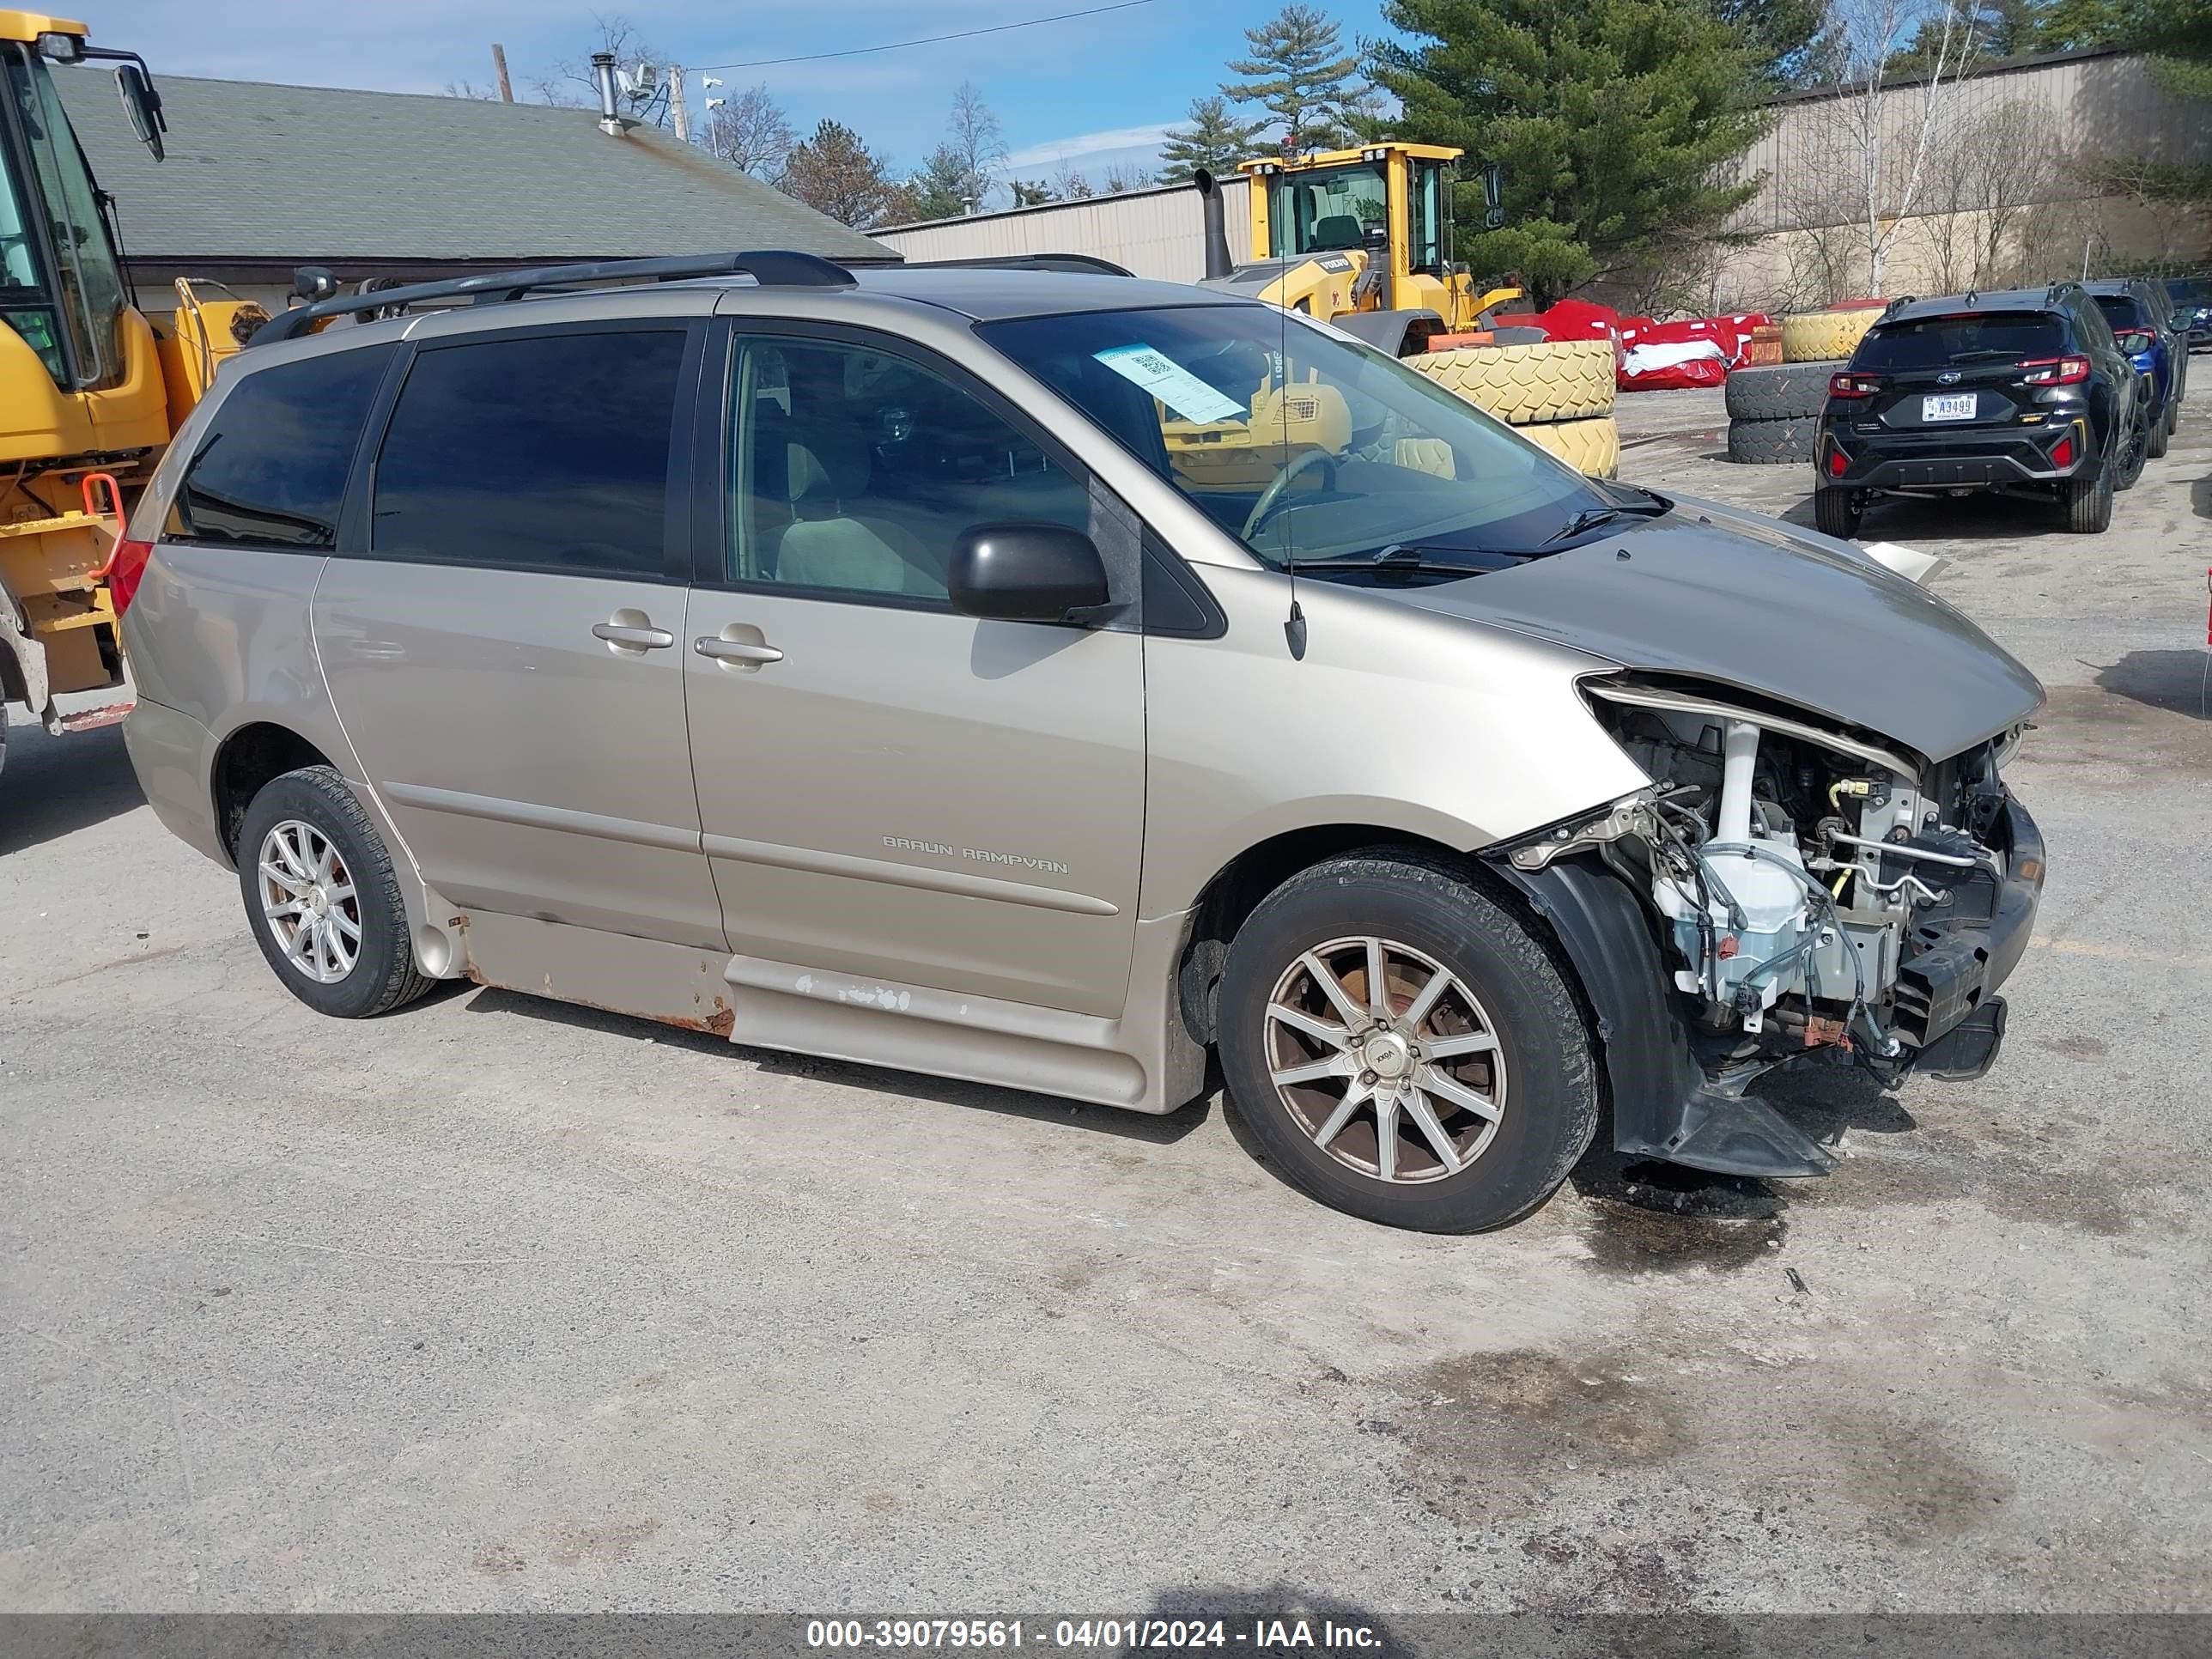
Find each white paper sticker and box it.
[1091,344,1248,423]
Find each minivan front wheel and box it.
[236,765,433,1018]
[1218,854,1600,1232]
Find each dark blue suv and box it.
[2087,277,2185,458]
[2166,276,2212,350]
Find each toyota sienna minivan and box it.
[117,251,2046,1233]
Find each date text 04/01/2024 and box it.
[805,1619,1385,1650]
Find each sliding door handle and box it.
[592,621,675,650]
[694,636,784,666]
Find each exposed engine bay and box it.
[1498,675,2043,1170]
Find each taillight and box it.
[2021,356,2090,386]
[105,537,155,616]
[1829,372,1884,398]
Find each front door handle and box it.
[593,620,675,652]
[694,635,784,666]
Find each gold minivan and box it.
[118,252,2046,1232]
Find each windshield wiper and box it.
[1287,544,1504,577]
[1539,491,1670,547]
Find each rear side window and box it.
[167,345,395,548]
[2091,295,2147,330]
[370,328,688,577]
[1855,313,2065,371]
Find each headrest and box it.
[786,424,871,507]
[1310,215,1364,251]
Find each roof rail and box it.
[249,250,855,347]
[2045,279,2080,302]
[907,253,1136,277]
[1881,294,1916,317]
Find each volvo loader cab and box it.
[1194,141,1521,361]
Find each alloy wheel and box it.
[257,818,362,984]
[1262,935,1508,1183]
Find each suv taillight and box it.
[105,537,155,616]
[1829,372,1884,398]
[2021,356,2091,386]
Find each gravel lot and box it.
[3,384,2208,1617]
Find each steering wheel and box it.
[1242,449,1340,541]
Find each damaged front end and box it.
[1487,674,2045,1180]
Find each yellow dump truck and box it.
[1,11,263,771]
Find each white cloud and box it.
[1004,121,1175,171]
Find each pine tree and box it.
[1372,0,1771,303]
[1711,0,1827,85]
[782,119,899,228]
[1158,95,1267,181]
[1010,179,1057,206]
[1222,5,1369,152]
[904,144,974,220]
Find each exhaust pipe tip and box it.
[1194,167,1234,282]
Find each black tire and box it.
[1726,414,1818,464]
[1723,362,1835,422]
[1217,853,1600,1234]
[2113,406,2149,491]
[2061,459,2113,534]
[235,764,434,1018]
[2148,402,2169,459]
[1814,487,1863,539]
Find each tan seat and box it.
[774,426,942,598]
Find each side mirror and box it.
[1480,161,1506,230]
[114,64,165,161]
[2114,328,2154,353]
[946,523,1111,624]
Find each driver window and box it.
[726,335,1091,601]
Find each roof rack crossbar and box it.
[249,250,855,346]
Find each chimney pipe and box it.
[591,51,622,134]
[1194,168,1234,281]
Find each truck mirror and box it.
[114,64,166,161]
[1481,162,1505,230]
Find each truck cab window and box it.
[0,45,130,390]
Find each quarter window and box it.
[725,334,1089,600]
[167,344,396,549]
[371,328,688,577]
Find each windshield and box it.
[1269,162,1386,257]
[0,44,129,390]
[977,304,1610,567]
[1856,313,2064,370]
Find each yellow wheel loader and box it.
[1,11,263,772]
[1193,142,1522,359]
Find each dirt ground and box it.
[3,384,2208,1616]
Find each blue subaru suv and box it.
[2165,276,2212,351]
[2087,276,2185,457]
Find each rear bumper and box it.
[1820,421,2089,494]
[121,696,228,867]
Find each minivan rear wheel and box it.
[236,765,434,1018]
[1217,854,1599,1233]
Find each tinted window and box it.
[2091,294,2148,330]
[373,329,687,576]
[1855,313,2064,371]
[726,335,1088,600]
[167,345,395,548]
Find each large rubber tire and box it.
[1814,487,1863,539]
[1217,854,1601,1234]
[2061,460,2113,534]
[1726,413,1818,464]
[1521,413,1620,478]
[1781,308,1881,363]
[1724,362,1834,422]
[236,764,435,1019]
[1403,337,1616,423]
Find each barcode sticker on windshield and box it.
[1091,344,1248,423]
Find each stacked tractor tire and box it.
[1401,337,1620,478]
[1723,303,1883,463]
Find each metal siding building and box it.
[872,176,1252,283]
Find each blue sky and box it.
[81,1,1400,198]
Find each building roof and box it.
[53,67,885,265]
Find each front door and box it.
[313,320,724,948]
[683,325,1146,1016]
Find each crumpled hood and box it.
[1395,504,2044,762]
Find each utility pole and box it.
[670,63,690,143]
[490,42,514,103]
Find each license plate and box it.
[1923,392,1977,421]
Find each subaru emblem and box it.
[1937,370,1962,385]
